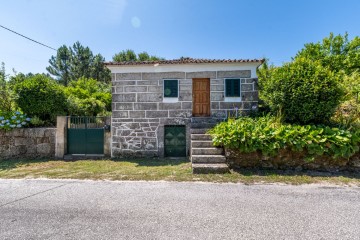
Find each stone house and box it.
[106,58,263,170]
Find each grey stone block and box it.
[37,143,51,155]
[217,70,251,78]
[113,93,136,102]
[124,86,147,92]
[179,92,192,101]
[14,137,28,146]
[241,84,253,91]
[137,93,162,102]
[211,110,227,118]
[115,73,141,80]
[211,102,220,109]
[210,92,223,101]
[211,79,223,85]
[134,103,158,110]
[148,86,162,92]
[179,85,192,91]
[113,111,129,118]
[115,103,133,110]
[179,79,192,85]
[169,110,192,118]
[186,71,216,79]
[137,80,159,86]
[142,72,185,80]
[159,102,182,110]
[146,111,168,118]
[111,73,115,81]
[113,80,136,86]
[220,102,243,109]
[211,85,224,91]
[242,92,258,101]
[181,102,192,109]
[129,111,145,118]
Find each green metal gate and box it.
[164,125,186,157]
[67,116,105,154]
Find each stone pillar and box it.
[104,116,111,157]
[55,116,67,159]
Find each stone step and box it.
[191,155,226,163]
[192,163,229,174]
[191,141,214,148]
[191,147,223,155]
[190,128,210,134]
[191,134,212,141]
[191,117,219,124]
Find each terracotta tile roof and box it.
[105,57,264,66]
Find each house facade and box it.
[106,58,263,158]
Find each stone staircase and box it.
[190,118,229,174]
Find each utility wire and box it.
[0,24,56,51]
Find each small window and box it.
[164,80,178,98]
[225,79,240,97]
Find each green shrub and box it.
[14,74,67,123]
[260,58,344,125]
[64,77,111,116]
[209,116,360,159]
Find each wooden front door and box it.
[192,78,210,117]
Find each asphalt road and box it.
[0,179,359,240]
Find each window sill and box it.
[163,98,179,103]
[224,97,241,102]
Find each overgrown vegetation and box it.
[223,32,360,161]
[258,32,360,127]
[209,116,360,159]
[14,74,68,123]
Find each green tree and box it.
[260,58,344,125]
[14,74,67,123]
[47,42,111,85]
[295,32,360,75]
[0,62,15,112]
[64,77,111,116]
[46,45,72,86]
[112,49,164,62]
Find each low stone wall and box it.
[225,148,360,172]
[0,128,56,159]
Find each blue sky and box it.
[1,0,360,75]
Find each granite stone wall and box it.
[111,70,258,157]
[0,128,56,159]
[225,148,360,172]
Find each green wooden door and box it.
[164,126,186,157]
[67,117,104,154]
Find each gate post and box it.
[55,116,67,159]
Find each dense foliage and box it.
[47,42,111,85]
[64,77,111,116]
[295,32,360,75]
[13,74,68,122]
[209,116,360,159]
[260,58,344,125]
[112,49,164,62]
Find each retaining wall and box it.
[0,128,56,159]
[225,148,360,172]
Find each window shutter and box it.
[225,79,240,97]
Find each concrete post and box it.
[55,116,67,159]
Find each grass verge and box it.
[0,158,359,185]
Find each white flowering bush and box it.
[0,111,31,130]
